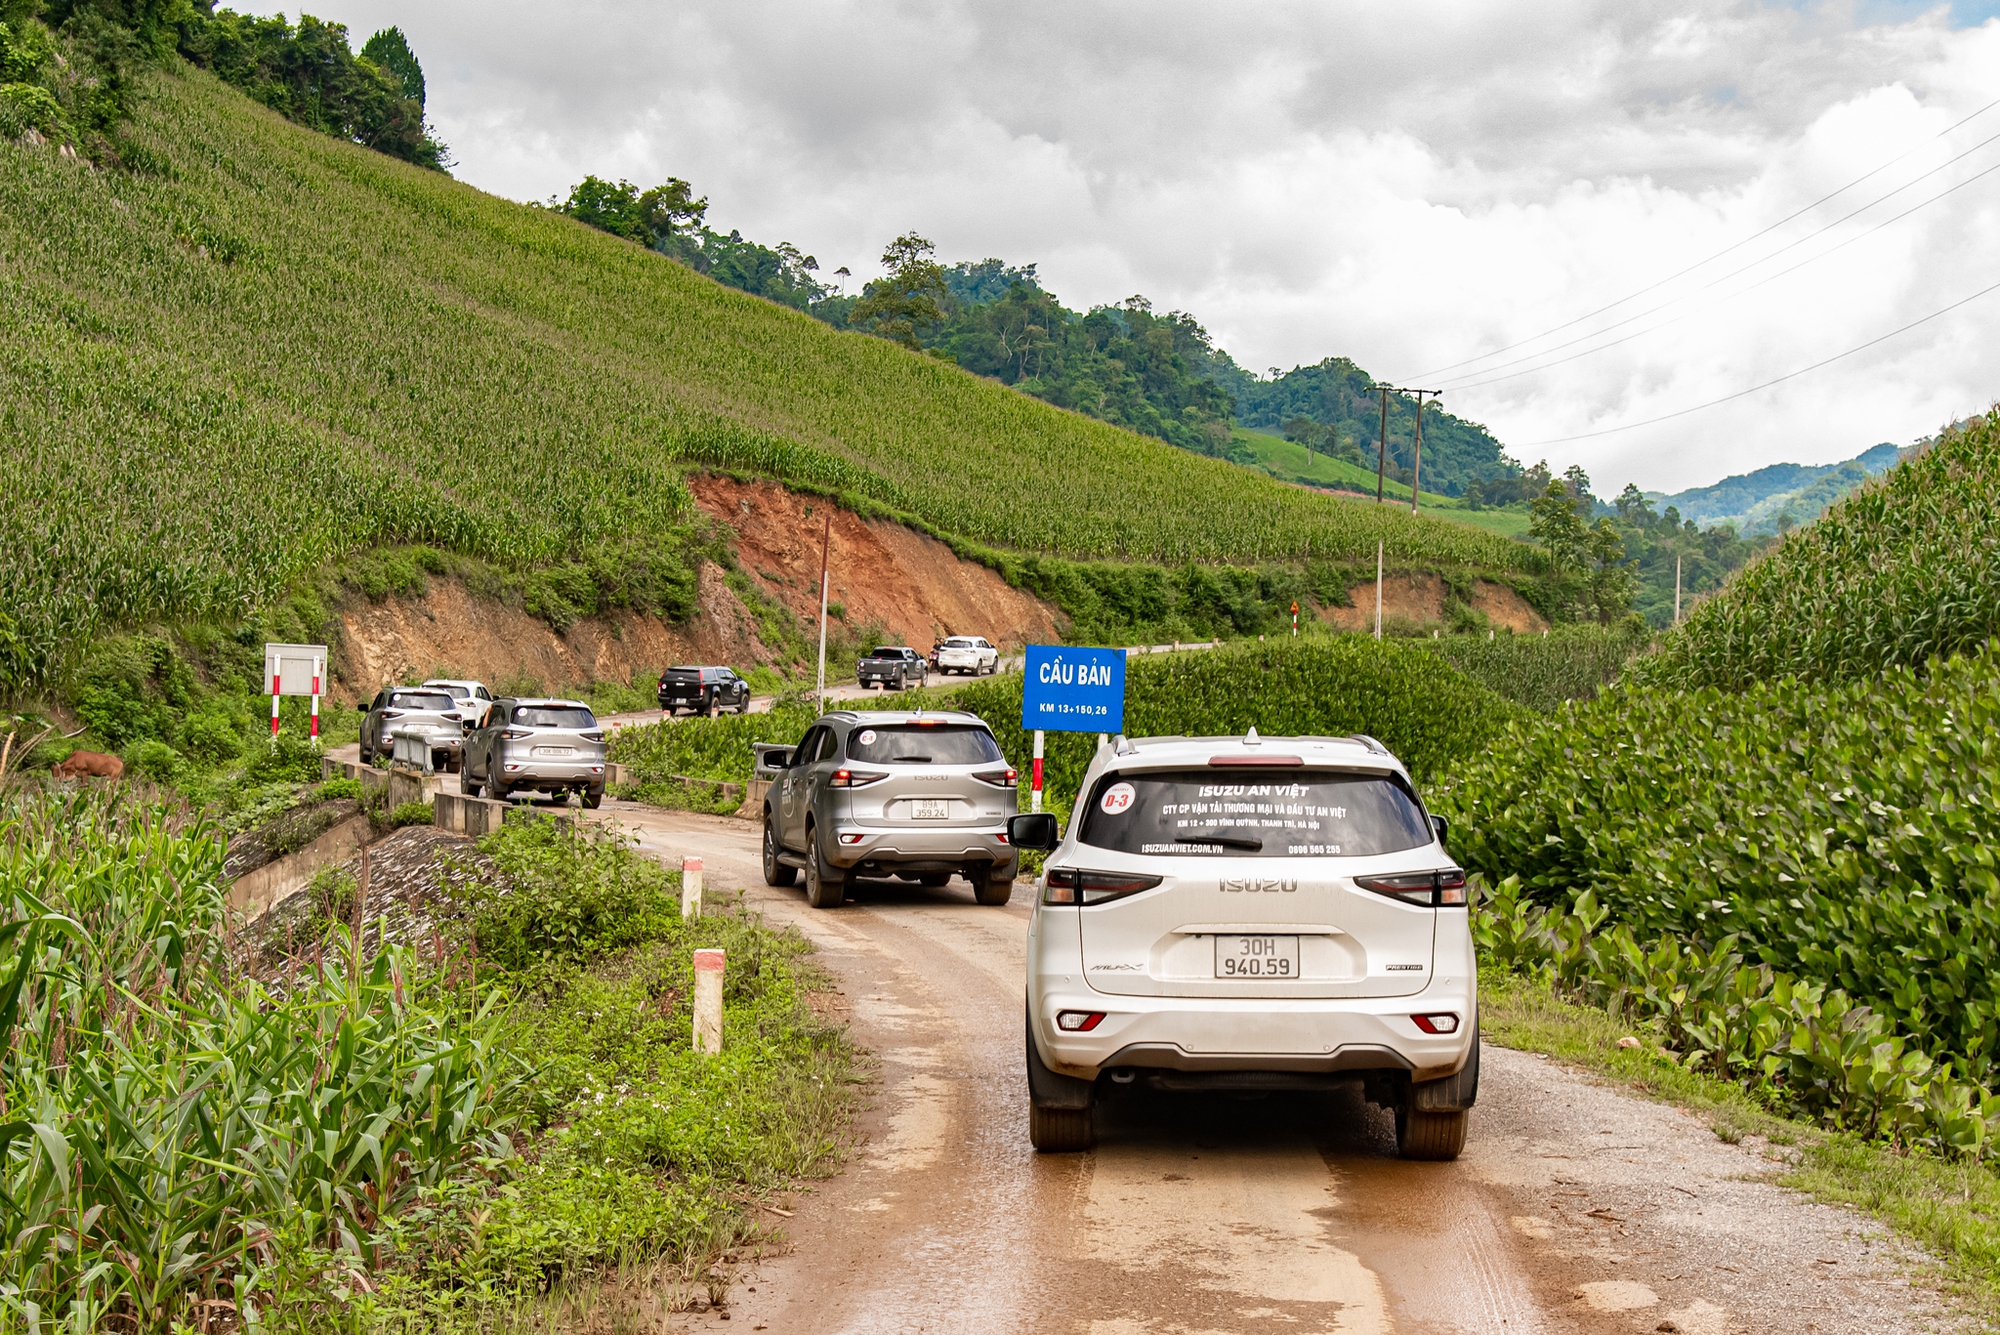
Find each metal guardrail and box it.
[389,728,436,775]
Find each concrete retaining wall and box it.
[434,790,511,837]
[386,769,444,810]
[320,757,389,797]
[227,814,370,920]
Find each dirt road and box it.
[579,801,1960,1335]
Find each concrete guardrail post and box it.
[693,948,724,1054]
[681,856,703,919]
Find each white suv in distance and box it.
[1011,730,1477,1159]
[935,636,999,676]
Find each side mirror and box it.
[1008,812,1061,852]
[1431,814,1450,845]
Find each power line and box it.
[1405,93,2000,381]
[1431,131,2000,392]
[1438,154,2000,394]
[1512,274,2000,447]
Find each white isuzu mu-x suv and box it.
[1009,729,1478,1159]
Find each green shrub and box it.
[317,776,363,801]
[245,733,324,783]
[1629,412,2000,692]
[389,800,434,827]
[459,817,683,970]
[128,738,182,782]
[610,703,817,785]
[1439,642,2000,1080]
[177,705,245,763]
[953,637,1525,816]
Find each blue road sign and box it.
[1021,645,1126,734]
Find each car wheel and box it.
[1395,1107,1468,1161]
[581,787,603,810]
[974,868,1015,906]
[763,809,798,887]
[482,770,509,802]
[1029,1103,1093,1153]
[804,824,844,908]
[459,768,479,797]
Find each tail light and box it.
[1353,868,1469,907]
[1411,1013,1460,1034]
[580,731,606,743]
[830,768,889,788]
[443,712,461,722]
[499,728,533,740]
[973,767,1018,788]
[1043,868,1164,906]
[1056,1010,1106,1032]
[380,709,403,720]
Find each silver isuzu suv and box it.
[1009,729,1478,1159]
[761,710,1021,909]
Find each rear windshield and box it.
[390,692,456,712]
[428,684,471,699]
[1077,769,1433,858]
[845,724,1002,765]
[943,639,974,648]
[511,706,596,729]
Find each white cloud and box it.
[314,0,2000,491]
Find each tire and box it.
[917,872,951,888]
[974,869,1015,906]
[459,769,479,796]
[482,769,509,802]
[762,809,798,887]
[1029,1103,1094,1153]
[1395,1107,1468,1161]
[581,787,603,810]
[804,824,845,908]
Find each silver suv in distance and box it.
[423,678,495,727]
[360,687,467,770]
[761,710,1020,909]
[1011,731,1477,1159]
[461,698,608,807]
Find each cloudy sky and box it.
[316,0,2000,493]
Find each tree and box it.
[1530,478,1590,574]
[851,233,949,350]
[559,176,649,243]
[638,177,707,245]
[1586,518,1638,622]
[360,26,424,107]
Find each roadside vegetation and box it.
[0,782,851,1330]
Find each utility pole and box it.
[1370,383,1392,503]
[815,511,831,715]
[1674,553,1683,625]
[1408,390,1442,515]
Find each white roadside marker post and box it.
[693,948,725,1054]
[681,856,703,920]
[309,655,322,746]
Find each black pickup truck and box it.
[856,646,926,691]
[658,665,752,715]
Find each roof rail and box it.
[1348,734,1389,756]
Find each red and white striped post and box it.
[693,948,725,1054]
[309,656,322,744]
[270,668,282,740]
[1031,730,1045,813]
[681,855,703,919]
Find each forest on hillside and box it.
[554,178,1518,496]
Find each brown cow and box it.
[52,751,124,781]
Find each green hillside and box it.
[1629,413,2000,692]
[1232,430,1534,540]
[0,66,1534,693]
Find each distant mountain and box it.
[1648,443,1902,536]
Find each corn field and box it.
[0,788,523,1329]
[0,66,1528,694]
[1630,409,2000,692]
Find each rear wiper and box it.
[1175,832,1263,851]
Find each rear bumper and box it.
[828,823,1015,873]
[1030,983,1475,1083]
[499,760,607,786]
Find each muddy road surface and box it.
[580,801,1958,1335]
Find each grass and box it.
[1483,970,2000,1322]
[0,65,1533,695]
[1232,429,1535,540]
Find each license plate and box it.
[1214,935,1299,979]
[532,746,575,757]
[911,799,949,820]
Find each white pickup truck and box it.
[935,635,999,676]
